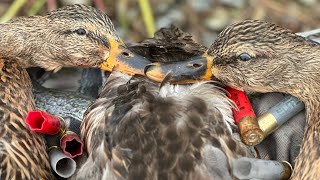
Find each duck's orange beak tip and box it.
[144,63,165,82]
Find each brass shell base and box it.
[238,116,264,146]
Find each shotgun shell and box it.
[60,131,83,158]
[25,110,63,135]
[257,95,304,138]
[225,87,264,146]
[48,147,77,178]
[232,157,292,180]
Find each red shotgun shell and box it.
[60,131,83,158]
[225,87,264,146]
[25,110,61,135]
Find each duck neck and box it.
[0,16,58,69]
[288,54,320,178]
[282,42,320,104]
[304,99,320,125]
[291,98,320,179]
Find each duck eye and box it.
[239,53,251,61]
[76,28,86,35]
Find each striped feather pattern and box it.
[0,58,53,179]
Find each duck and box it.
[0,4,149,179]
[76,25,256,180]
[144,20,320,179]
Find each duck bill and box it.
[100,39,151,75]
[145,53,213,84]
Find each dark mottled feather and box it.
[129,25,207,62]
[77,71,256,180]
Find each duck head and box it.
[145,20,320,98]
[1,4,150,74]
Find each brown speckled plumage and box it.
[129,25,207,63]
[77,27,255,180]
[0,59,52,179]
[208,20,320,179]
[0,4,123,179]
[78,72,254,180]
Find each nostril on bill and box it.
[122,51,130,57]
[192,63,202,68]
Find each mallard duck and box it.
[76,26,256,180]
[0,4,149,179]
[145,20,320,179]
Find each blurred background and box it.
[1,0,319,91]
[1,0,319,45]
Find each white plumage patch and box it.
[159,82,235,134]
